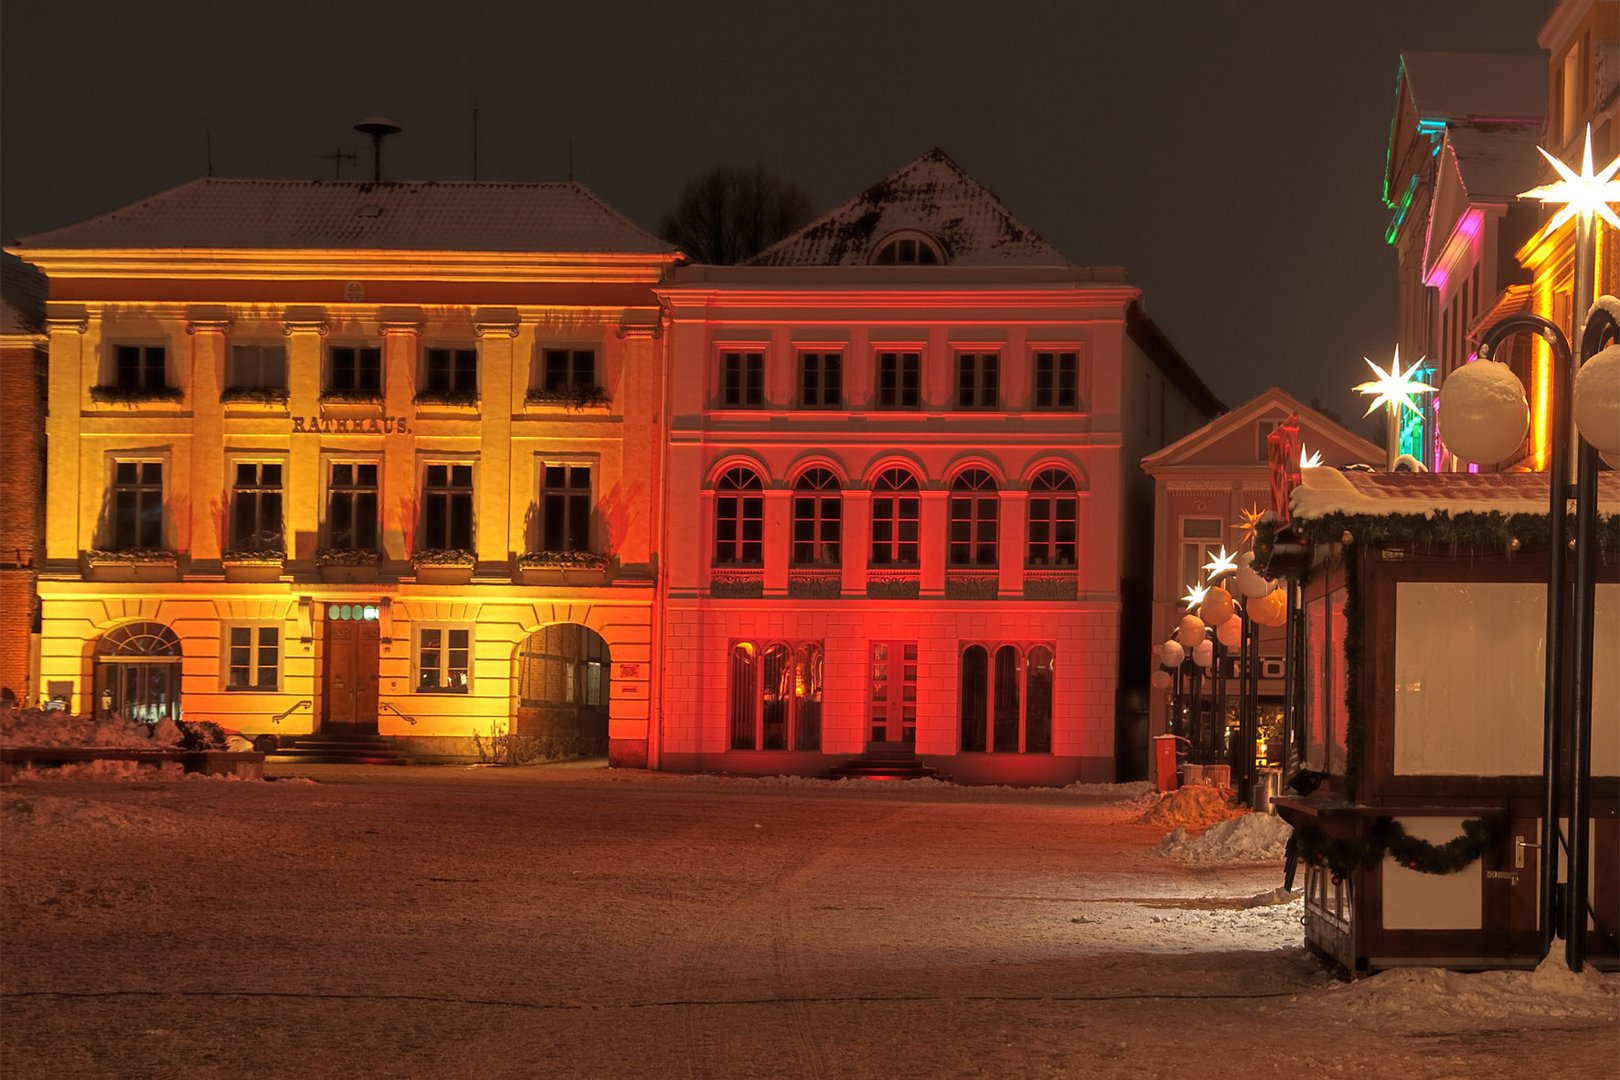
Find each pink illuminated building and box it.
[654,152,1220,783]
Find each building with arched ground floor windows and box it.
[654,151,1221,784]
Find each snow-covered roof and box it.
[1446,124,1548,201]
[1,251,46,335]
[1399,53,1546,122]
[12,177,676,255]
[749,149,1070,268]
[1292,467,1620,521]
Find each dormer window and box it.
[870,231,944,265]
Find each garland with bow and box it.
[1294,816,1504,880]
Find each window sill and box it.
[786,568,842,599]
[944,569,999,600]
[88,388,185,410]
[319,395,384,417]
[523,387,611,414]
[866,569,920,600]
[709,567,764,598]
[414,394,481,417]
[83,550,180,581]
[222,551,286,582]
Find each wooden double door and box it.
[323,613,380,734]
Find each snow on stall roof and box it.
[1291,467,1620,521]
[749,149,1071,267]
[12,177,676,255]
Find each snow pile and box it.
[1156,813,1292,863]
[9,759,188,782]
[0,704,173,749]
[1135,783,1243,828]
[2,792,194,833]
[1319,953,1618,1021]
[681,772,1155,800]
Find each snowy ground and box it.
[1,763,1614,1078]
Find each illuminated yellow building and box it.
[9,179,679,763]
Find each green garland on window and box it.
[1294,817,1504,880]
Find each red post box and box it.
[1153,734,1182,792]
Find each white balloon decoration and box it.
[1150,669,1173,690]
[1437,359,1530,465]
[1573,344,1620,457]
[1193,639,1214,669]
[1160,640,1185,668]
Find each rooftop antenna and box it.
[319,147,358,179]
[353,116,401,181]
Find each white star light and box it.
[1300,444,1323,469]
[1202,546,1238,581]
[1182,583,1209,610]
[1355,347,1436,418]
[1520,124,1620,233]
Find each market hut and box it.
[1261,466,1619,974]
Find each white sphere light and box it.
[1150,669,1173,690]
[1573,344,1620,458]
[1437,359,1530,466]
[1234,552,1271,599]
[1193,639,1214,669]
[1160,640,1186,668]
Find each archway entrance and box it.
[513,624,610,758]
[94,621,182,724]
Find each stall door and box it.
[868,641,917,746]
[323,614,380,733]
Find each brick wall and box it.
[0,341,45,701]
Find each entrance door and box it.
[323,610,380,733]
[868,641,917,746]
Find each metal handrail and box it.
[270,700,310,725]
[379,701,417,726]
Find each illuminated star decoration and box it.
[1201,545,1238,581]
[1520,124,1620,233]
[1182,582,1210,611]
[1300,444,1323,469]
[1232,504,1267,549]
[1354,347,1436,418]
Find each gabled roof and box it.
[1,251,47,336]
[1398,53,1546,123]
[749,149,1070,267]
[12,177,676,256]
[1445,124,1548,202]
[1141,387,1383,473]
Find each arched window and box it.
[729,639,823,751]
[1027,468,1079,567]
[871,232,944,265]
[949,469,998,567]
[870,468,920,567]
[1025,645,1054,753]
[959,645,989,751]
[959,642,1055,754]
[94,621,182,724]
[714,467,764,565]
[792,469,842,567]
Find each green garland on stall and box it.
[1294,817,1505,880]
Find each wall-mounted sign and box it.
[292,416,411,434]
[619,663,640,678]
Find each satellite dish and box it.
[353,117,401,181]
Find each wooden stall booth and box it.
[1262,467,1618,975]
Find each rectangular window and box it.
[1033,351,1079,410]
[1180,517,1224,594]
[423,347,478,396]
[327,346,382,396]
[955,353,999,410]
[876,351,921,409]
[799,352,842,409]
[423,464,474,552]
[115,345,167,391]
[110,461,164,549]
[721,351,765,408]
[417,627,471,693]
[542,348,597,392]
[229,462,284,553]
[226,344,287,390]
[327,462,379,551]
[1256,419,1281,462]
[225,625,279,691]
[541,464,592,552]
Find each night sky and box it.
[1,0,1549,423]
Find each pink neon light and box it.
[1428,266,1449,290]
[1458,209,1483,241]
